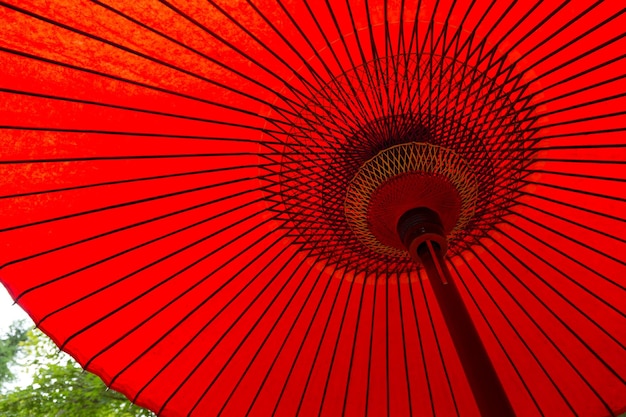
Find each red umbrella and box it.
[1,1,625,416]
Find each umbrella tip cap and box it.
[397,207,448,261]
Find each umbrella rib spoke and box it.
[342,0,386,121]
[517,189,624,223]
[414,266,462,417]
[484,240,626,382]
[242,256,334,417]
[522,178,626,203]
[92,226,280,406]
[385,264,392,417]
[192,0,332,108]
[495,0,601,81]
[402,8,424,120]
[469,0,545,73]
[0,6,302,122]
[454,255,575,416]
[407,269,437,417]
[506,208,626,271]
[281,1,375,124]
[89,0,318,119]
[306,0,380,123]
[97,219,287,385]
[214,249,329,417]
[421,0,441,134]
[340,268,372,417]
[514,91,626,128]
[0,124,285,140]
[503,1,613,94]
[364,0,390,117]
[0,163,281,200]
[386,0,403,120]
[364,270,379,417]
[268,262,343,417]
[246,134,345,172]
[291,273,351,416]
[0,47,288,125]
[530,79,626,113]
[501,214,626,293]
[427,19,451,138]
[0,175,272,234]
[395,271,415,417]
[525,55,626,104]
[467,1,519,72]
[0,2,309,119]
[510,199,626,245]
[0,151,268,164]
[442,0,478,67]
[514,12,626,95]
[244,0,374,128]
[0,87,292,129]
[445,0,496,70]
[532,127,626,140]
[0,151,273,164]
[531,142,626,151]
[316,271,360,417]
[520,167,626,183]
[157,0,372,131]
[186,243,315,416]
[428,0,465,121]
[2,182,270,273]
[532,154,626,163]
[493,224,626,337]
[36,198,277,326]
[534,110,626,130]
[364,0,389,118]
[469,245,616,416]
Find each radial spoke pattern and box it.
[0,1,625,417]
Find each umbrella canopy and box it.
[1,1,625,416]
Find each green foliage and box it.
[0,326,154,417]
[0,320,29,388]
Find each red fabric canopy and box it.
[0,1,625,416]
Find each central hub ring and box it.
[345,142,478,258]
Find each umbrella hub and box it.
[274,54,532,275]
[345,142,478,259]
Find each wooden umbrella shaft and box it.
[399,208,515,417]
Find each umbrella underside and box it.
[0,1,625,416]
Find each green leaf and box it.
[0,324,154,417]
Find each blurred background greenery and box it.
[0,320,154,417]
